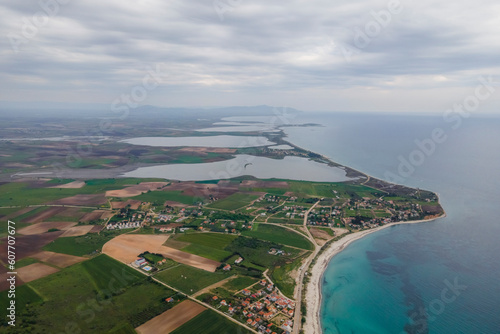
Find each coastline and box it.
[303,214,446,334]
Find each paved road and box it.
[292,201,320,334]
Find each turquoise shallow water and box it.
[284,113,500,334]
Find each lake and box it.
[119,135,275,148]
[122,154,352,182]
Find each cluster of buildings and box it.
[106,221,141,230]
[132,257,152,272]
[209,279,295,333]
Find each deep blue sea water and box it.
[284,113,500,334]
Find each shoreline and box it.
[303,214,446,334]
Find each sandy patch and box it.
[31,251,86,268]
[17,263,59,283]
[136,300,206,334]
[60,225,94,237]
[331,227,349,237]
[49,181,85,189]
[105,182,169,198]
[103,234,220,272]
[18,221,76,235]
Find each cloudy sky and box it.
[1,0,499,113]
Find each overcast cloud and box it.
[1,0,499,112]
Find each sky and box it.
[1,0,499,113]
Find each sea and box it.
[283,112,500,334]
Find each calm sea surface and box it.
[284,112,500,334]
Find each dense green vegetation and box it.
[170,310,252,334]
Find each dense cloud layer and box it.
[1,0,499,112]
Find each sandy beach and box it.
[303,215,445,334]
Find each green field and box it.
[43,230,128,256]
[207,193,260,211]
[154,264,232,294]
[15,257,39,268]
[223,276,258,292]
[176,233,237,250]
[133,190,204,206]
[174,233,237,261]
[0,284,44,318]
[170,309,252,334]
[181,243,233,261]
[80,255,145,291]
[225,237,300,269]
[0,255,178,332]
[0,178,165,207]
[242,223,314,250]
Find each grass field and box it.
[176,233,237,250]
[43,230,128,256]
[242,223,314,250]
[80,255,145,291]
[207,193,260,211]
[225,237,300,269]
[15,257,40,268]
[170,309,252,334]
[181,243,233,261]
[133,190,204,206]
[154,264,233,294]
[0,284,44,320]
[174,233,237,261]
[223,276,258,292]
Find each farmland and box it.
[1,255,179,332]
[170,309,253,334]
[242,223,314,250]
[207,192,261,211]
[175,233,237,261]
[43,229,128,256]
[133,190,204,206]
[154,264,233,294]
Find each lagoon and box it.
[120,135,275,148]
[122,154,352,182]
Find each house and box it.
[223,264,231,271]
[165,297,174,303]
[212,295,218,301]
[242,289,251,296]
[134,258,147,267]
[235,257,244,264]
[220,300,227,306]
